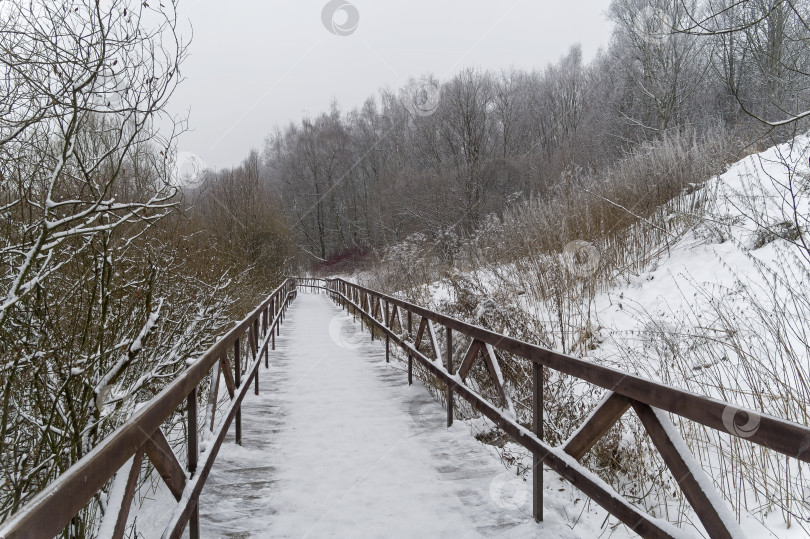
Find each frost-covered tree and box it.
[682,0,810,128]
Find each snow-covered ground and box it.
[128,137,809,538]
[195,292,598,538]
[378,135,810,537]
[583,134,810,538]
[128,292,646,538]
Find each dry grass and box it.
[351,128,810,534]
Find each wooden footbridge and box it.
[1,278,809,538]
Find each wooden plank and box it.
[330,279,810,462]
[372,297,381,321]
[234,338,242,446]
[446,327,454,427]
[482,344,508,407]
[218,356,235,399]
[144,429,187,501]
[206,362,221,431]
[532,362,543,523]
[564,392,632,461]
[457,339,483,381]
[111,449,144,539]
[234,339,242,385]
[413,318,427,353]
[427,320,442,361]
[187,389,199,475]
[633,403,739,539]
[249,321,258,359]
[387,305,402,331]
[387,305,399,332]
[186,388,200,539]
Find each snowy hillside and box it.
[357,134,810,537]
[569,131,810,537]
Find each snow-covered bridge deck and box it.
[198,292,572,538]
[9,279,797,538]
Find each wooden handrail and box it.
[324,278,810,461]
[5,275,809,538]
[321,277,810,539]
[0,279,298,539]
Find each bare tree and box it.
[678,0,810,128]
[0,1,189,535]
[438,68,495,222]
[0,0,186,327]
[610,0,711,134]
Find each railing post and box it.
[384,300,390,363]
[234,338,242,446]
[533,361,543,522]
[446,327,453,427]
[252,319,259,356]
[264,307,270,368]
[186,387,200,539]
[273,296,284,340]
[407,310,413,385]
[252,320,260,395]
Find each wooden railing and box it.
[321,277,810,539]
[0,278,298,539]
[4,275,810,539]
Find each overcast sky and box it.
[169,0,615,170]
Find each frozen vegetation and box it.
[349,134,810,537]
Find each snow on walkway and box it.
[197,292,582,538]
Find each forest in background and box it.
[248,0,810,269]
